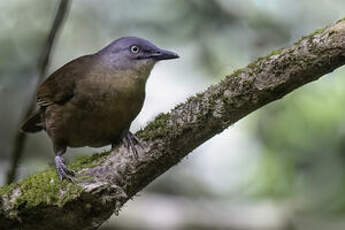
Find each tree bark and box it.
[1,19,345,230]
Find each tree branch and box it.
[1,19,345,230]
[6,0,71,184]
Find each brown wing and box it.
[37,55,94,107]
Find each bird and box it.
[21,36,179,180]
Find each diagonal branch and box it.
[6,0,71,184]
[1,18,345,230]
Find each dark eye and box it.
[130,45,140,54]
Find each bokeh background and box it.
[1,0,345,229]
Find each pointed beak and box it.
[151,48,179,61]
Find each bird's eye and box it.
[130,45,140,54]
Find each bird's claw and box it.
[55,155,76,181]
[121,131,144,159]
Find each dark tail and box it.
[21,111,44,133]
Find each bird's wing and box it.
[37,55,94,107]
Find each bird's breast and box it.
[60,71,146,147]
[75,71,146,114]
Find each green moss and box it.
[195,92,204,98]
[0,151,112,212]
[69,151,110,170]
[232,69,244,77]
[247,57,265,72]
[137,113,171,140]
[248,49,282,70]
[294,27,326,45]
[268,49,282,56]
[247,61,260,70]
[0,169,83,211]
[0,183,16,197]
[312,28,326,35]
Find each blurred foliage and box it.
[250,73,345,210]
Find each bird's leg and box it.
[119,129,144,159]
[54,144,75,181]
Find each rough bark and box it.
[1,19,345,230]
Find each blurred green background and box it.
[1,0,345,229]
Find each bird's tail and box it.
[21,111,44,133]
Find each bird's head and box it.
[98,36,179,75]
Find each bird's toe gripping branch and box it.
[120,130,144,159]
[55,155,76,181]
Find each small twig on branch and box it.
[5,0,71,184]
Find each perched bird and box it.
[22,37,179,180]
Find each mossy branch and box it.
[2,19,345,230]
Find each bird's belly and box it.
[45,84,145,148]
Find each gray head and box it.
[97,36,179,72]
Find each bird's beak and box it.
[151,48,179,61]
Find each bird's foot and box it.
[121,130,144,159]
[55,155,76,181]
